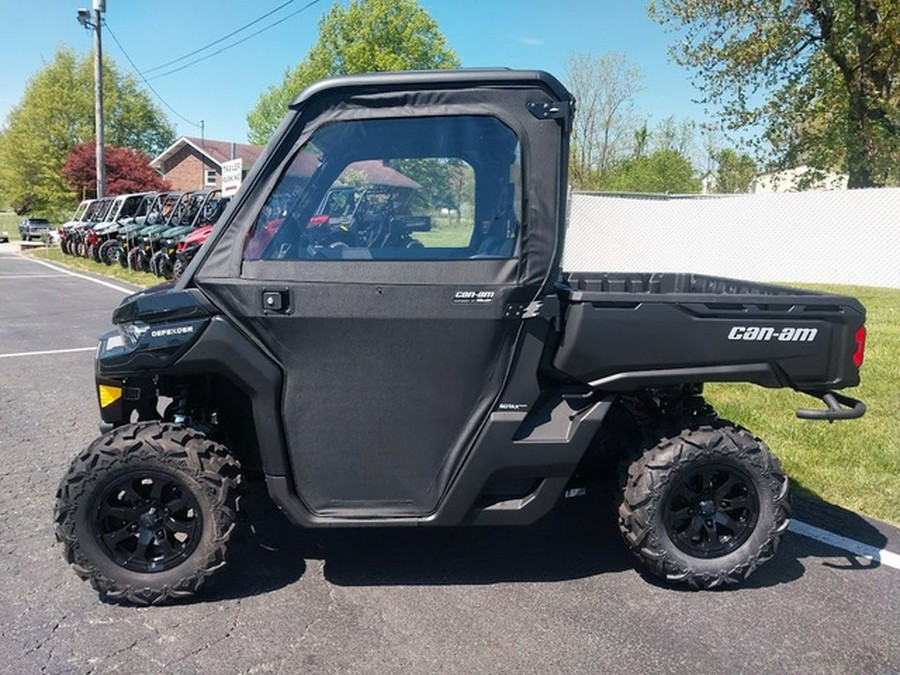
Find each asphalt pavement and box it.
[1,249,898,674]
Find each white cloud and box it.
[516,35,543,47]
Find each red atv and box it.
[172,224,213,280]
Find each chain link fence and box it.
[563,188,900,289]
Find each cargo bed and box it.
[553,272,866,393]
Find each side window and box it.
[243,116,521,261]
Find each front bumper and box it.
[94,317,209,425]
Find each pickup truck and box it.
[19,217,53,241]
[54,69,866,605]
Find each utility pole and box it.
[77,1,106,198]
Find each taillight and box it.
[853,326,866,368]
[177,241,185,252]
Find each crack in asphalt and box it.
[159,599,244,669]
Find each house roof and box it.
[343,160,420,188]
[150,137,419,190]
[150,136,264,170]
[284,157,420,188]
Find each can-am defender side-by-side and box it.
[54,70,867,605]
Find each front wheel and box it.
[149,250,171,278]
[172,258,187,280]
[54,423,241,604]
[158,256,174,280]
[98,240,120,265]
[127,247,144,272]
[618,423,789,588]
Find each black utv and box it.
[54,70,867,604]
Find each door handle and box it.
[262,289,291,314]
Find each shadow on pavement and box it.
[790,490,892,572]
[200,476,894,603]
[318,492,632,588]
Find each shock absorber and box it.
[173,386,190,425]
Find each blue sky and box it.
[0,0,710,149]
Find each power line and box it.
[102,19,202,129]
[146,0,322,82]
[142,0,302,75]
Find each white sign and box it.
[221,158,243,197]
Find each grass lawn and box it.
[415,214,474,248]
[18,247,899,524]
[28,246,156,288]
[706,283,899,525]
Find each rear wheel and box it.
[618,422,789,588]
[54,423,241,604]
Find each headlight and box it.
[117,321,150,348]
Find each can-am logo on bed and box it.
[728,326,818,342]
[452,290,495,305]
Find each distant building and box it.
[150,137,263,191]
[751,166,848,193]
[700,171,717,195]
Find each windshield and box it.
[118,195,145,220]
[72,202,88,221]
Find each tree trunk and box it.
[845,85,875,189]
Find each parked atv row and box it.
[57,190,229,280]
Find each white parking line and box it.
[790,520,900,571]
[0,274,69,279]
[23,256,135,294]
[0,347,96,359]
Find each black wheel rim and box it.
[663,462,760,559]
[92,469,203,573]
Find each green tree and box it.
[605,149,701,194]
[388,158,461,212]
[650,0,900,188]
[0,46,174,216]
[565,52,644,189]
[247,0,460,144]
[713,148,757,193]
[653,115,696,157]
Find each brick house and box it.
[150,137,263,191]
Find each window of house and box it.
[205,168,217,186]
[243,115,521,261]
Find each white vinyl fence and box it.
[563,188,900,289]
